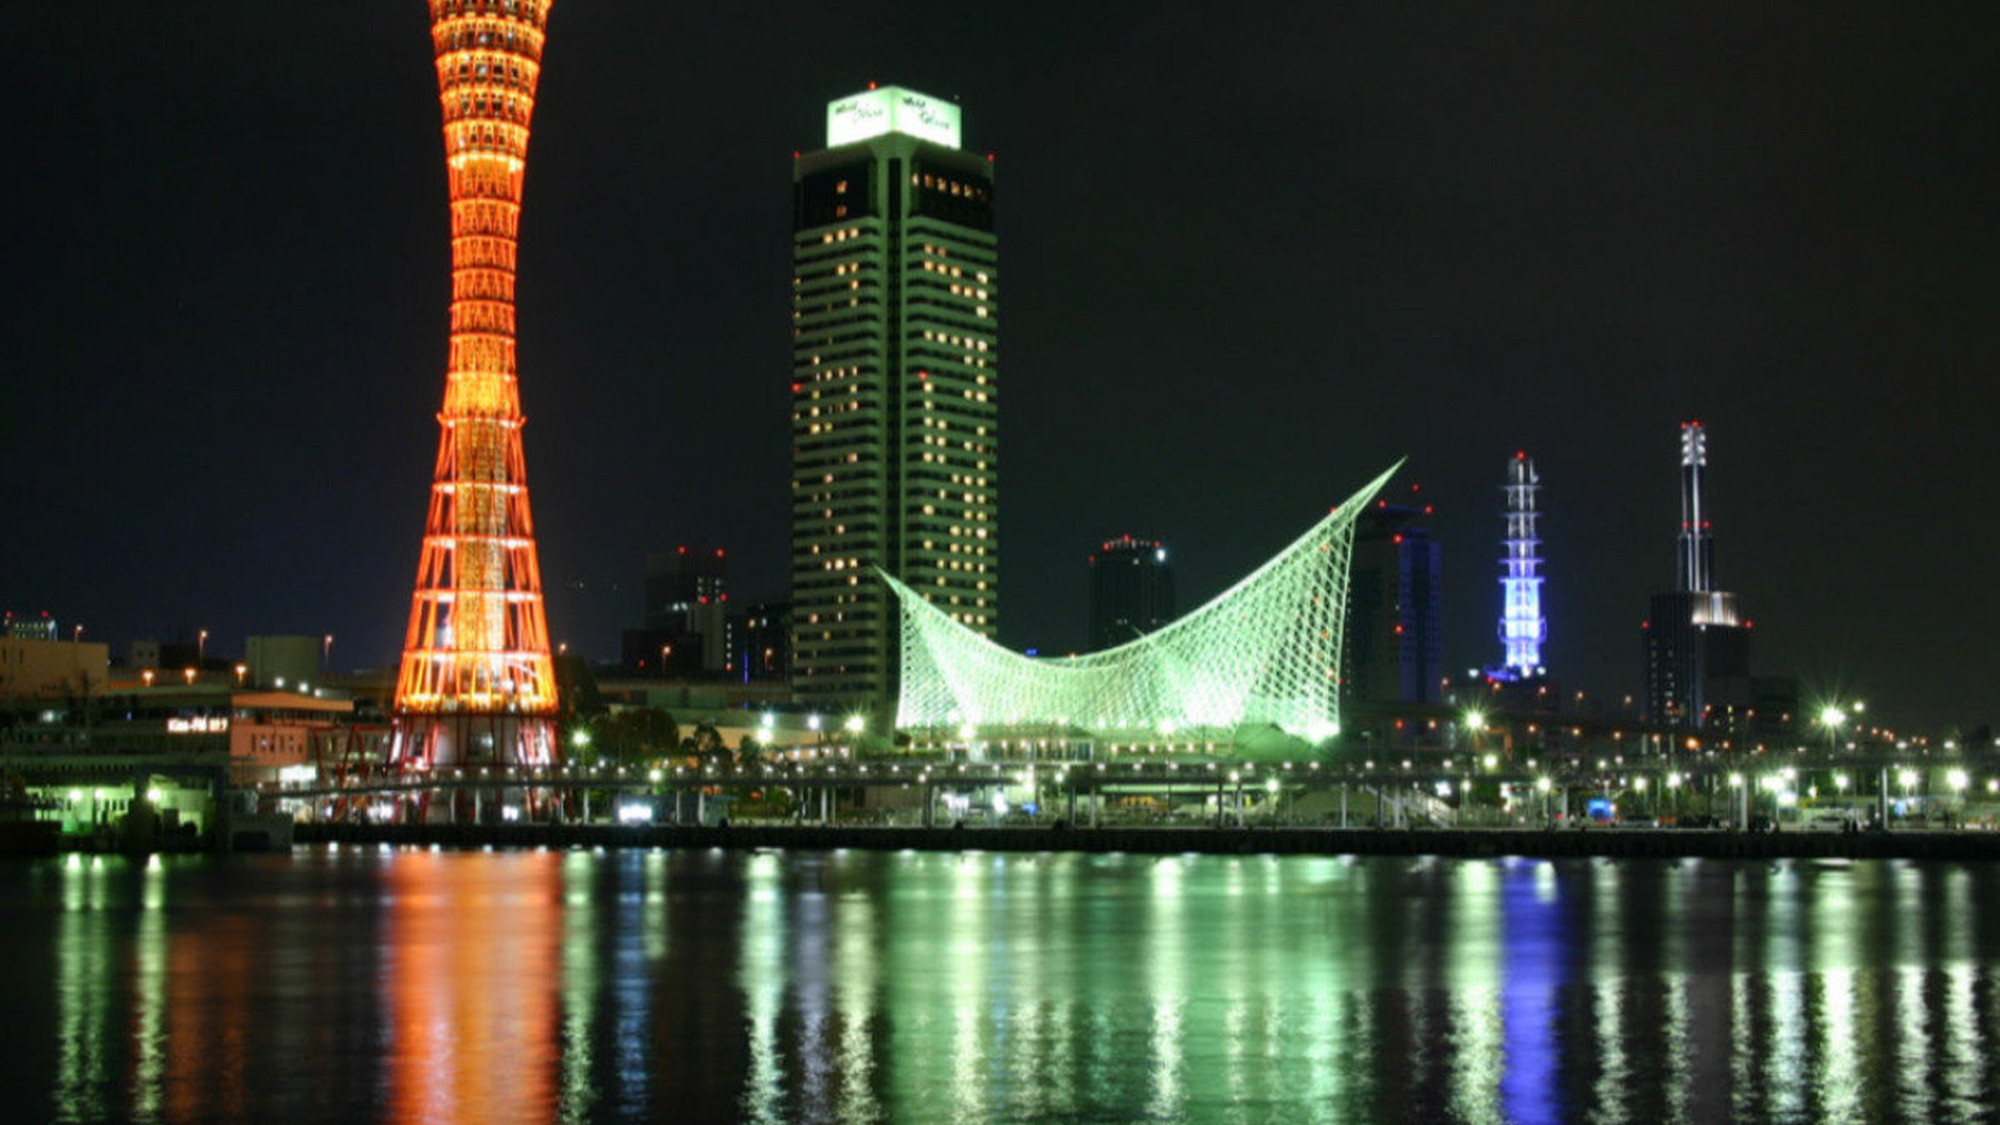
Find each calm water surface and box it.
[2,847,1997,1124]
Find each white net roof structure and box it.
[884,465,1399,742]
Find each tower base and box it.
[390,712,558,771]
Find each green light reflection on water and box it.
[739,850,787,1125]
[557,850,599,1123]
[831,853,882,1124]
[1810,861,1864,1125]
[131,857,167,1124]
[1446,860,1503,1125]
[55,856,112,1124]
[1145,855,1189,1122]
[31,847,2000,1125]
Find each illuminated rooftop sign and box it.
[827,86,961,149]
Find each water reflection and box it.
[10,850,2000,1123]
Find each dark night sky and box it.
[6,3,1996,732]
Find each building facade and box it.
[622,546,730,675]
[731,599,793,684]
[0,637,109,703]
[1343,500,1442,705]
[1087,536,1176,650]
[789,86,999,714]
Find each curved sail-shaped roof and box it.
[884,465,1399,741]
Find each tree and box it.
[680,721,725,767]
[589,708,681,768]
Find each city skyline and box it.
[5,3,1996,731]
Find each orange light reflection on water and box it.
[384,850,561,1124]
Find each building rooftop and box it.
[826,85,961,149]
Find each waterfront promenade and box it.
[296,821,2000,862]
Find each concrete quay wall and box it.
[295,822,2000,862]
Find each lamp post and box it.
[197,628,209,667]
[323,634,334,672]
[1818,705,1847,754]
[660,644,672,680]
[1463,709,1486,751]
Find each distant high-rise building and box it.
[731,600,793,684]
[622,546,730,676]
[646,547,728,631]
[1344,497,1442,705]
[3,611,58,642]
[1087,536,1176,650]
[789,85,999,714]
[1643,421,1752,729]
[1489,452,1547,681]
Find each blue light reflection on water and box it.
[7,849,2000,1123]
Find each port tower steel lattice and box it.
[884,466,1399,745]
[391,0,558,769]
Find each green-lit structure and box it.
[883,466,1399,751]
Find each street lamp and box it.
[197,628,209,666]
[660,644,672,680]
[323,633,334,671]
[1818,705,1847,752]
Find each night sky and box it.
[7,3,1995,732]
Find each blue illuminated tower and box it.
[1494,452,1546,679]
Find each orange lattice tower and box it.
[391,0,558,769]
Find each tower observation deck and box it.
[391,0,559,768]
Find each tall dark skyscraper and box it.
[1643,421,1751,729]
[1344,499,1442,705]
[789,86,999,714]
[1086,536,1176,650]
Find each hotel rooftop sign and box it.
[827,86,961,150]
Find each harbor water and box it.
[3,846,1997,1123]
